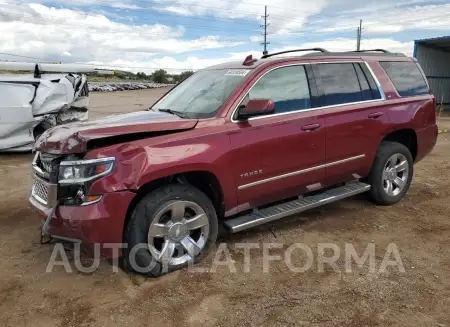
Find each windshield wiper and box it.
[158,109,190,119]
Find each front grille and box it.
[31,152,60,208]
[32,180,49,204]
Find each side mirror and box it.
[238,99,275,119]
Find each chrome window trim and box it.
[230,63,309,123]
[238,154,365,190]
[362,61,386,100]
[230,61,386,123]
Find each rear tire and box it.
[124,184,218,277]
[368,141,413,205]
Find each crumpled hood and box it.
[34,110,198,154]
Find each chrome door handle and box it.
[368,112,384,119]
[301,123,321,131]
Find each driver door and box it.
[227,64,326,208]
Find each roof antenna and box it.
[243,54,258,66]
[34,64,41,78]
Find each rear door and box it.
[312,62,389,186]
[227,64,326,209]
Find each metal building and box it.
[414,36,450,111]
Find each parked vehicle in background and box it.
[88,82,171,92]
[29,48,437,276]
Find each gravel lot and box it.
[1,88,449,327]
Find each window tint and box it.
[354,63,382,100]
[317,63,363,106]
[248,65,311,114]
[354,64,372,101]
[360,64,382,100]
[380,61,429,97]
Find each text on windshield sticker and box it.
[225,70,251,76]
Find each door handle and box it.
[301,123,321,131]
[368,112,384,119]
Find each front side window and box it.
[245,65,312,114]
[380,61,429,97]
[316,63,363,106]
[152,69,249,118]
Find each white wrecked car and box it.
[0,62,110,152]
[0,73,88,152]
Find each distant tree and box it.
[136,72,148,80]
[151,69,168,83]
[178,71,194,82]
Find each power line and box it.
[2,1,448,39]
[1,8,447,44]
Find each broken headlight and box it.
[58,157,115,184]
[57,157,115,205]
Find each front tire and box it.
[368,141,414,205]
[124,184,218,277]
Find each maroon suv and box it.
[30,48,438,276]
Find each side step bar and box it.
[225,181,371,233]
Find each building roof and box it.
[415,36,450,52]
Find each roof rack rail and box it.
[261,48,328,59]
[356,49,391,53]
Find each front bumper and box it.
[29,191,136,258]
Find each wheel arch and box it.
[123,170,225,242]
[381,129,418,161]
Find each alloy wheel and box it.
[382,153,409,197]
[147,200,210,266]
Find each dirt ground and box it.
[0,89,449,327]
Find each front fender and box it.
[86,132,237,211]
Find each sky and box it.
[0,0,449,74]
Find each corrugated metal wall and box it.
[415,44,450,110]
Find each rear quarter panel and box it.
[367,60,437,163]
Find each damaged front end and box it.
[0,73,89,152]
[31,150,124,248]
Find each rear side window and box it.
[247,65,311,114]
[380,61,429,97]
[354,63,382,101]
[316,63,363,106]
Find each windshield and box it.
[152,69,250,118]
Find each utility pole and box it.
[261,5,270,56]
[356,19,362,51]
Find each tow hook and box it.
[40,201,59,244]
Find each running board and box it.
[225,181,371,233]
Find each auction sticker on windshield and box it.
[225,69,251,76]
